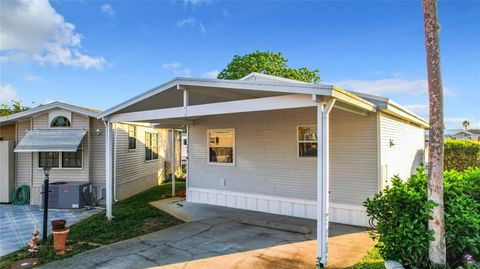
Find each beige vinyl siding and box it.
[31,113,90,187]
[329,108,378,205]
[90,118,106,184]
[188,107,379,205]
[379,112,425,184]
[113,123,167,186]
[0,124,16,141]
[15,120,32,186]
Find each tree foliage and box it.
[0,101,30,116]
[217,51,320,84]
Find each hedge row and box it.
[444,139,480,171]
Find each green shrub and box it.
[364,167,480,268]
[444,140,480,171]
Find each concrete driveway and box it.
[40,200,374,269]
[0,205,98,256]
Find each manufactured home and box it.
[0,102,181,205]
[98,73,427,264]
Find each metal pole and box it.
[42,166,50,242]
[171,129,176,197]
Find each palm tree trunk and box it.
[422,0,446,266]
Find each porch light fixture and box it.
[43,166,51,177]
[95,128,103,136]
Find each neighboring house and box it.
[98,72,427,263]
[0,102,179,205]
[447,129,480,141]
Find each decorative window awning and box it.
[14,129,87,152]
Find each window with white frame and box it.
[145,132,159,161]
[298,126,317,157]
[39,152,60,168]
[50,116,71,127]
[62,145,83,168]
[39,144,83,168]
[128,125,136,150]
[208,129,234,164]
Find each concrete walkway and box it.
[0,205,99,256]
[39,200,374,269]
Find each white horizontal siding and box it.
[113,123,168,192]
[329,109,379,205]
[188,107,379,206]
[380,112,425,185]
[187,187,370,226]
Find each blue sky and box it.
[1,0,479,129]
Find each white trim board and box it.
[187,187,370,227]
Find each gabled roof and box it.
[97,76,376,119]
[0,101,100,126]
[97,73,428,128]
[240,72,310,84]
[450,129,480,136]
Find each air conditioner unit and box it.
[43,182,93,209]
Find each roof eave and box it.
[0,102,99,125]
[383,100,429,128]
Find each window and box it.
[50,116,71,127]
[39,152,60,168]
[298,126,317,157]
[208,129,234,164]
[62,145,83,168]
[145,132,159,161]
[38,144,83,168]
[128,125,136,150]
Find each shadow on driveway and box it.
[39,201,374,269]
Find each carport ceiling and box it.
[116,86,288,114]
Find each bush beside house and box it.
[444,140,480,171]
[364,167,480,268]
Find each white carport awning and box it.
[14,129,87,152]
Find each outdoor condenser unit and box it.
[43,182,93,209]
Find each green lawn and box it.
[351,247,384,269]
[0,182,185,268]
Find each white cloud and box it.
[177,17,196,27]
[176,17,206,33]
[404,104,428,120]
[24,75,43,82]
[199,22,206,34]
[101,4,116,17]
[162,63,191,77]
[183,0,212,8]
[331,78,453,96]
[0,84,19,104]
[202,70,219,79]
[0,0,106,70]
[162,63,182,70]
[444,117,480,130]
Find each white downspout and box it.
[317,98,335,267]
[186,125,190,198]
[104,121,113,220]
[171,129,176,197]
[113,123,118,202]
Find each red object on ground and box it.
[178,189,186,197]
[52,228,70,255]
